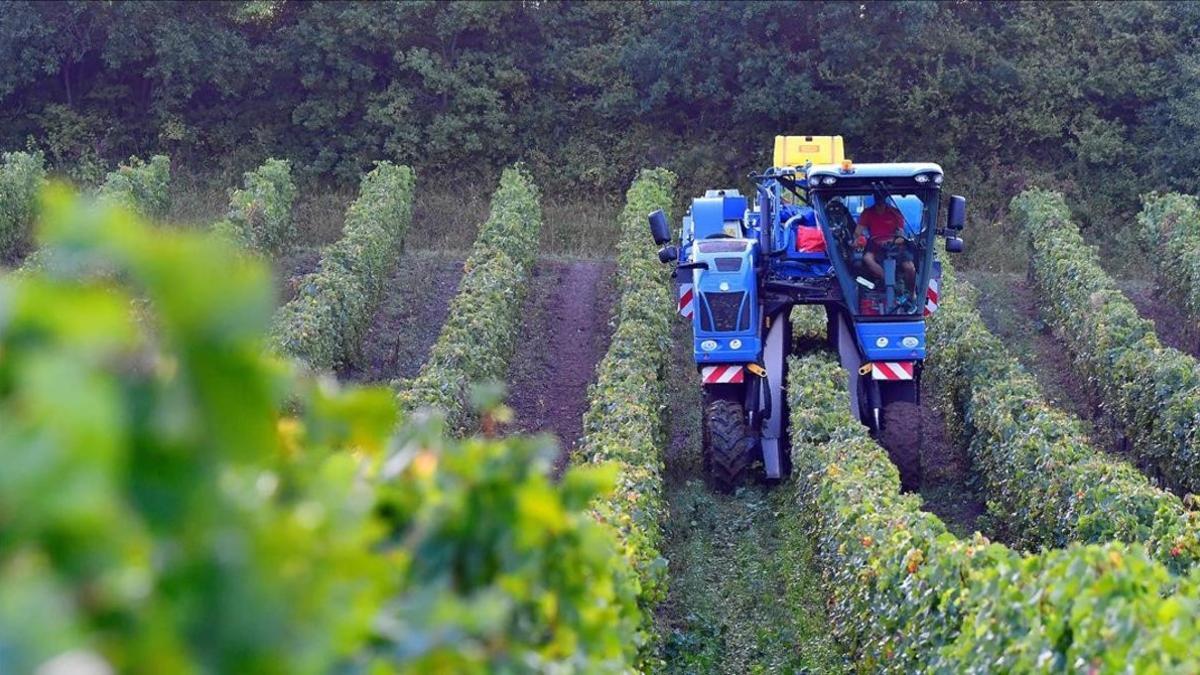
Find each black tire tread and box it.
[703,399,754,493]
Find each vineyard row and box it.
[573,168,677,668]
[928,244,1200,571]
[789,350,1200,671]
[271,162,414,371]
[1018,189,1200,496]
[394,165,542,434]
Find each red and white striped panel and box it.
[701,365,744,384]
[871,361,915,381]
[678,283,695,320]
[924,277,940,316]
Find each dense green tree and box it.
[2,0,1198,254]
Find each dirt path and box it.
[919,390,987,538]
[275,245,323,305]
[338,251,464,383]
[657,320,844,673]
[504,260,616,462]
[962,271,1102,425]
[1117,279,1199,358]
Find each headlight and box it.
[875,337,889,348]
[933,174,944,185]
[821,176,837,185]
[901,336,919,348]
[701,340,718,351]
[730,339,743,349]
[914,174,930,184]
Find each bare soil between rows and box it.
[962,271,1098,427]
[274,245,323,305]
[918,387,987,538]
[504,260,617,467]
[1117,279,1200,358]
[337,251,465,383]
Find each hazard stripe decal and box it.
[678,283,695,320]
[870,361,915,381]
[924,277,940,317]
[701,365,744,384]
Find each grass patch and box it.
[657,320,843,673]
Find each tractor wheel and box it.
[879,401,922,492]
[702,398,754,493]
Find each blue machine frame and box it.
[671,161,963,479]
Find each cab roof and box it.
[806,162,943,180]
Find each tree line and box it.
[2,1,1197,257]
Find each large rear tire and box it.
[879,400,922,491]
[702,398,754,493]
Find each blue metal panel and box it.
[692,197,727,239]
[808,162,943,180]
[694,336,761,363]
[855,320,926,360]
[723,194,747,220]
[689,241,760,364]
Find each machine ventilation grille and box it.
[702,291,745,332]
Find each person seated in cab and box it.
[854,189,916,288]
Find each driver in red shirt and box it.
[854,189,916,288]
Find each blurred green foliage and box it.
[0,187,643,672]
[2,0,1198,266]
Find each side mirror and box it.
[658,245,679,264]
[648,209,671,245]
[947,195,966,231]
[946,236,964,253]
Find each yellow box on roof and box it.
[773,135,846,168]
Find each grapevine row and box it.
[0,150,47,258]
[575,168,677,665]
[1139,192,1200,346]
[788,351,1200,672]
[96,154,171,220]
[0,187,643,672]
[395,165,542,433]
[1016,189,1200,495]
[926,247,1200,571]
[214,158,297,254]
[271,162,414,370]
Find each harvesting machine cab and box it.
[649,135,966,491]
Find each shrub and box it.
[1,186,643,673]
[96,154,171,220]
[0,187,387,673]
[271,163,414,370]
[925,245,1200,573]
[217,158,297,253]
[575,168,676,664]
[396,165,542,433]
[1015,189,1200,496]
[0,150,47,257]
[375,420,642,672]
[788,352,1200,672]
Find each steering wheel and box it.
[824,201,855,249]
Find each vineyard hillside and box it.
[4,2,1200,673]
